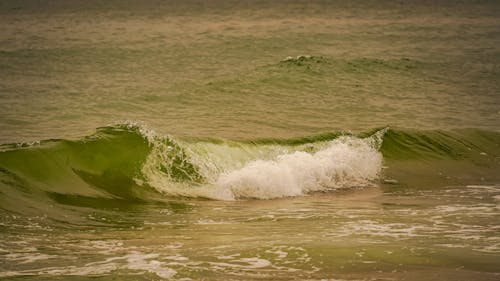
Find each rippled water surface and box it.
[1,1,499,280]
[2,185,500,280]
[1,1,499,143]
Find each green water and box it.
[1,1,499,280]
[1,0,499,142]
[2,187,500,280]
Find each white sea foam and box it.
[0,251,177,279]
[210,257,271,269]
[138,125,386,200]
[214,135,383,200]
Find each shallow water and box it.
[1,186,499,280]
[1,1,500,280]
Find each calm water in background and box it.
[0,1,499,280]
[1,0,499,142]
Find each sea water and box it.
[0,1,499,280]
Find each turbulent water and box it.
[1,1,500,280]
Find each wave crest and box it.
[215,135,383,200]
[140,128,386,200]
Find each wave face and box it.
[1,124,499,213]
[145,129,385,200]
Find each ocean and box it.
[0,1,499,280]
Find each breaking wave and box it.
[0,123,499,214]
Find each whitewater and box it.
[1,0,500,280]
[140,125,386,200]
